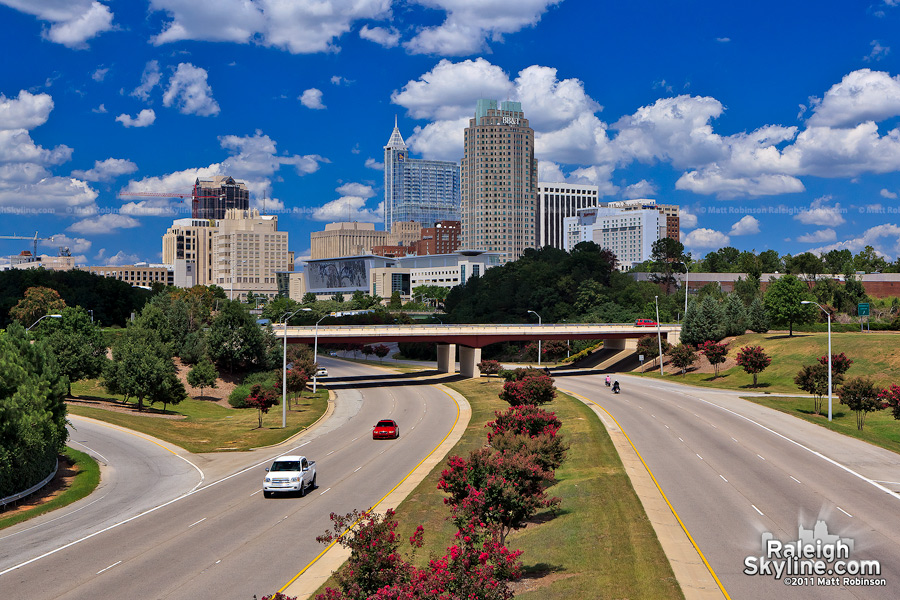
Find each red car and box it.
[373,419,399,439]
[635,318,657,327]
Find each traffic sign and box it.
[858,303,870,316]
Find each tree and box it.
[879,384,900,420]
[736,345,771,386]
[823,249,853,274]
[362,344,374,360]
[187,357,218,398]
[103,322,177,411]
[438,447,559,545]
[699,340,728,377]
[667,343,697,377]
[207,299,268,373]
[786,252,824,282]
[246,384,279,428]
[649,238,686,294]
[636,334,671,368]
[151,371,188,414]
[734,274,761,306]
[837,377,883,430]
[477,359,502,377]
[498,374,556,406]
[373,344,390,362]
[680,296,725,346]
[853,245,888,273]
[746,296,770,333]
[331,292,345,303]
[387,290,402,309]
[722,293,747,337]
[285,366,308,403]
[794,363,842,416]
[46,306,107,395]
[819,352,853,377]
[302,292,318,304]
[764,274,815,336]
[9,286,67,327]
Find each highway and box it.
[559,372,900,600]
[0,358,461,600]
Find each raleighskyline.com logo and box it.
[744,520,885,588]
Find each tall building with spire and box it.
[383,118,460,233]
[460,99,537,263]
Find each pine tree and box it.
[723,293,748,337]
[747,296,770,333]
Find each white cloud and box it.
[92,67,109,82]
[299,88,325,110]
[131,60,161,101]
[0,177,97,211]
[881,188,898,199]
[71,158,138,181]
[404,0,562,56]
[365,157,384,170]
[807,69,900,128]
[809,224,900,259]
[359,25,400,48]
[119,198,183,217]
[683,228,730,249]
[621,180,657,199]
[793,196,847,226]
[864,40,890,62]
[311,195,383,222]
[68,213,140,234]
[716,37,731,43]
[729,215,760,236]
[45,234,91,254]
[1,0,114,48]
[0,129,72,165]
[149,0,391,54]
[676,170,804,198]
[0,90,54,130]
[406,116,469,162]
[162,63,220,116]
[335,182,375,198]
[679,207,699,230]
[102,250,142,266]
[797,229,837,244]
[115,109,156,128]
[92,104,107,114]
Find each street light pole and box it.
[801,300,832,421]
[281,308,311,428]
[528,310,542,367]
[27,314,62,331]
[312,313,328,393]
[654,296,664,376]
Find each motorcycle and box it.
[605,379,611,387]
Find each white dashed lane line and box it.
[790,476,802,484]
[720,475,728,482]
[188,518,206,528]
[752,505,764,516]
[97,561,121,575]
[837,506,853,518]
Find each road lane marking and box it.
[326,450,335,456]
[731,437,738,443]
[720,475,728,482]
[651,414,656,419]
[873,480,900,485]
[353,466,361,473]
[319,488,331,495]
[790,476,802,484]
[752,505,764,516]
[69,440,110,464]
[249,489,262,497]
[696,454,703,460]
[710,424,717,428]
[678,437,684,442]
[837,506,853,517]
[664,425,669,429]
[757,454,766,461]
[96,561,121,575]
[300,441,311,447]
[280,385,464,595]
[188,518,206,528]
[560,388,732,600]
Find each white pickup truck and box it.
[263,455,317,497]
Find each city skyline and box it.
[3,1,900,268]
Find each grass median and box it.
[0,447,100,531]
[67,379,329,453]
[387,377,683,599]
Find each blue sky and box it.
[3,0,900,267]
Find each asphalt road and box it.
[0,358,460,600]
[558,371,900,600]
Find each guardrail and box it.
[0,458,59,508]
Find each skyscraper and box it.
[383,118,460,232]
[192,175,250,220]
[460,99,537,263]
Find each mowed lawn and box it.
[645,331,900,393]
[389,377,683,600]
[67,379,328,453]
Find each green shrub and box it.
[228,384,252,408]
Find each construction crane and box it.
[0,232,54,257]
[117,182,218,214]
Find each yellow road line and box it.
[563,387,732,600]
[278,385,462,594]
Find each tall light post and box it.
[281,308,311,428]
[654,296,664,376]
[527,310,542,367]
[27,314,62,331]
[684,261,689,322]
[801,300,832,421]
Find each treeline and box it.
[0,323,69,498]
[0,269,152,328]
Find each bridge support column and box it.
[459,346,482,379]
[437,343,456,373]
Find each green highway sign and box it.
[858,303,870,316]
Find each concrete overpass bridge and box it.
[278,323,682,378]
